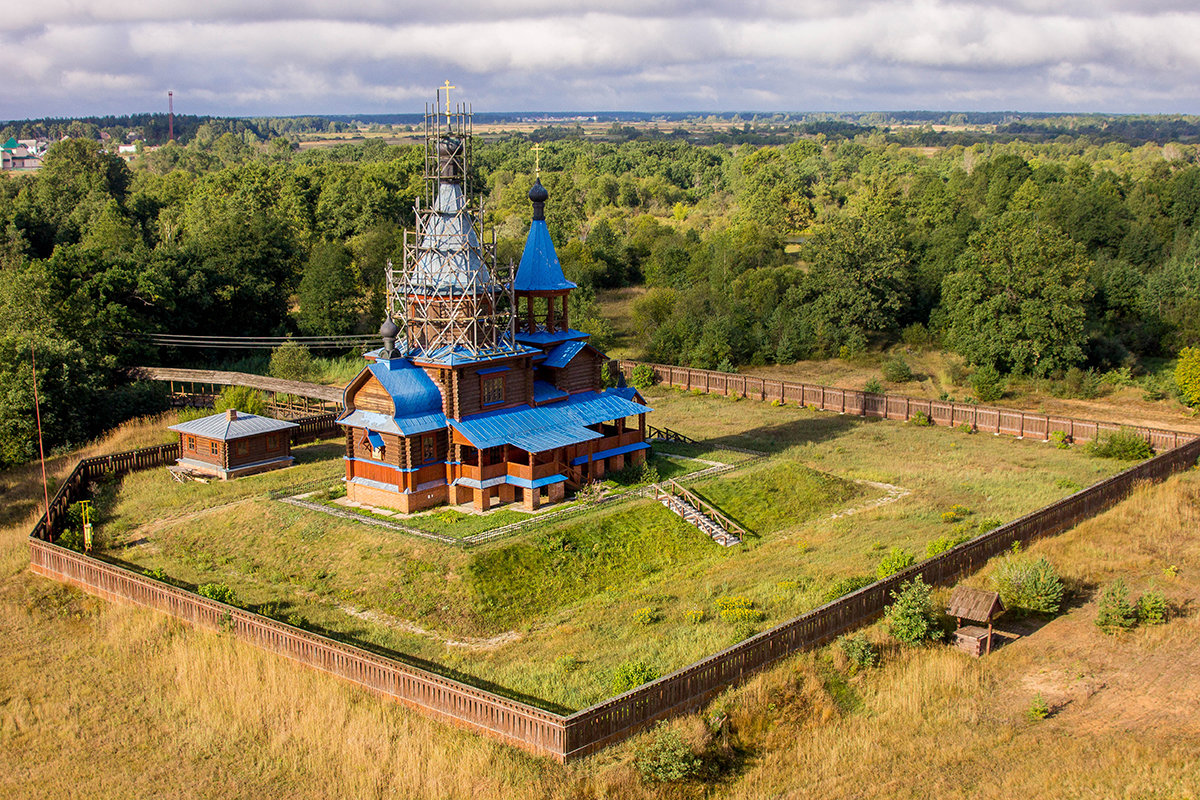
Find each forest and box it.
[3,117,1200,466]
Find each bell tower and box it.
[513,178,579,347]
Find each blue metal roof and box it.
[513,328,590,348]
[533,380,568,404]
[365,430,384,449]
[169,411,297,441]
[338,408,448,437]
[542,340,588,369]
[402,340,539,367]
[447,389,650,452]
[571,441,650,466]
[514,219,577,292]
[367,358,443,418]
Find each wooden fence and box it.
[27,410,1200,760]
[620,360,1197,452]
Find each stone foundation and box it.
[347,481,447,514]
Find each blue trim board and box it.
[571,441,650,466]
[506,473,567,489]
[344,456,421,473]
[477,365,511,375]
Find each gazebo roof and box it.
[947,586,1004,622]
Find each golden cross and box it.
[531,142,544,177]
[441,80,456,121]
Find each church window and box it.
[482,375,504,405]
[421,434,437,464]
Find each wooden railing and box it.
[28,412,1200,760]
[135,366,346,405]
[647,425,698,445]
[654,478,746,540]
[619,360,1197,452]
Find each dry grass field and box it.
[1,406,1197,798]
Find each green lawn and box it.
[89,389,1130,710]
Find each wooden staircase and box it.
[653,479,744,547]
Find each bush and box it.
[714,595,754,612]
[926,530,973,558]
[635,726,700,784]
[599,362,616,389]
[876,547,915,579]
[1174,346,1200,407]
[632,606,660,625]
[941,511,960,524]
[630,364,656,390]
[970,364,1004,402]
[863,378,883,394]
[886,577,938,644]
[991,555,1064,615]
[142,567,170,582]
[57,528,85,552]
[720,606,763,624]
[823,574,875,602]
[612,661,659,694]
[1095,578,1137,633]
[269,337,313,382]
[1027,694,1051,721]
[1087,428,1153,461]
[685,608,706,624]
[1049,430,1071,449]
[197,583,239,606]
[882,357,914,383]
[1137,586,1168,625]
[909,410,932,427]
[213,385,268,417]
[838,633,879,672]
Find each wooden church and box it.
[337,95,650,514]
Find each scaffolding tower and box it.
[387,92,516,359]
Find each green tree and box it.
[886,576,939,644]
[1175,347,1200,407]
[270,337,313,382]
[299,240,358,336]
[943,212,1093,376]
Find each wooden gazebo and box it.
[947,586,1004,657]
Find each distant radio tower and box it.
[168,91,174,141]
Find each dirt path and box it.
[338,605,521,650]
[119,498,258,545]
[831,480,911,519]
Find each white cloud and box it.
[5,1,1200,118]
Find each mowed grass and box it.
[81,389,1132,709]
[2,418,1196,798]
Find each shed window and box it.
[421,434,437,464]
[185,436,196,452]
[266,434,279,451]
[210,441,219,455]
[235,440,249,457]
[482,375,504,405]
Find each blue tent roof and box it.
[448,389,650,452]
[514,219,577,292]
[408,182,492,294]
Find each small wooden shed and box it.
[169,409,298,480]
[947,586,1005,657]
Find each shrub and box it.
[1095,578,1137,633]
[950,504,971,517]
[269,337,313,382]
[941,511,960,524]
[213,385,268,417]
[775,579,800,591]
[1087,428,1153,461]
[926,530,973,558]
[1027,694,1051,721]
[1049,430,1071,449]
[1137,586,1168,625]
[633,606,660,625]
[823,575,875,602]
[198,583,239,606]
[57,528,85,552]
[957,422,975,434]
[685,608,706,624]
[716,357,735,374]
[720,606,764,624]
[876,547,915,579]
[635,726,700,784]
[886,577,938,644]
[901,323,931,347]
[770,399,783,407]
[714,595,754,612]
[730,621,760,643]
[970,364,1004,402]
[142,567,170,582]
[630,364,656,390]
[991,555,1064,615]
[882,357,914,383]
[909,410,932,427]
[612,661,659,694]
[975,516,1002,534]
[1174,346,1200,407]
[863,378,883,394]
[838,633,879,672]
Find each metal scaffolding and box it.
[386,92,516,360]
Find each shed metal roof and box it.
[169,411,298,441]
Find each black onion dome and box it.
[528,179,549,203]
[379,317,400,339]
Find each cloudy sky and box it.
[3,1,1200,119]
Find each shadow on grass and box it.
[705,412,867,455]
[91,551,574,715]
